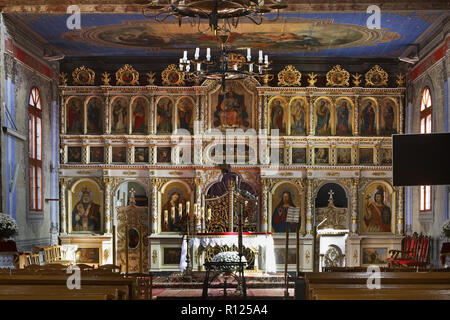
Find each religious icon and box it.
[72,187,101,232]
[292,148,307,164]
[128,228,140,249]
[359,148,373,165]
[379,148,392,165]
[271,190,300,233]
[157,147,172,163]
[75,248,100,263]
[177,98,193,133]
[335,99,352,136]
[290,98,307,135]
[157,97,173,134]
[380,99,396,136]
[269,98,287,135]
[362,248,387,265]
[360,99,377,136]
[161,190,187,232]
[68,147,82,163]
[134,147,149,163]
[362,184,392,233]
[111,98,128,134]
[89,147,104,163]
[213,88,249,128]
[112,147,127,163]
[336,148,352,165]
[314,98,331,136]
[314,148,329,165]
[131,98,147,134]
[164,248,182,264]
[86,98,103,134]
[66,98,84,134]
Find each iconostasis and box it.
[58,63,405,272]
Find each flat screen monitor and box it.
[393,133,450,186]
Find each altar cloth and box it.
[180,233,276,273]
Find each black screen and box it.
[393,133,450,186]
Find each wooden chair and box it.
[387,232,431,268]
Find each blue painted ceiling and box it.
[12,12,442,58]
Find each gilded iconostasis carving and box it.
[58,63,405,271]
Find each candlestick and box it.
[194,47,200,60]
[246,48,251,62]
[264,54,268,65]
[179,58,184,71]
[258,50,263,63]
[183,50,188,62]
[197,63,201,72]
[206,48,211,61]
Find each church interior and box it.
[0,0,449,301]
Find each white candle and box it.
[194,47,200,60]
[264,54,268,65]
[258,50,263,63]
[197,63,201,72]
[247,48,251,61]
[183,50,188,62]
[179,58,184,71]
[249,63,253,73]
[186,61,190,72]
[206,48,211,61]
[259,65,262,74]
[233,64,238,71]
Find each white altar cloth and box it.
[180,233,276,273]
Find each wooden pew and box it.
[301,272,450,300]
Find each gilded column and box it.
[105,144,112,164]
[309,95,314,136]
[398,187,404,235]
[103,178,112,234]
[151,178,161,234]
[261,179,269,232]
[59,178,68,234]
[128,144,134,164]
[399,96,404,134]
[82,142,88,164]
[353,95,359,136]
[61,144,68,164]
[306,178,313,235]
[104,95,111,134]
[351,178,359,235]
[195,176,203,232]
[60,95,66,134]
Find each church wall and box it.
[0,15,59,250]
[406,19,450,267]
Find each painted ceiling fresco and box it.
[13,12,442,57]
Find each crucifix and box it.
[328,189,335,199]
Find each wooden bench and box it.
[300,272,450,300]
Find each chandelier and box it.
[178,32,271,88]
[137,0,287,34]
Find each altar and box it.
[180,232,276,273]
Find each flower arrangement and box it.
[442,220,450,239]
[0,213,18,239]
[211,251,247,272]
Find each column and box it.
[351,178,359,235]
[60,96,66,134]
[103,178,112,234]
[399,96,404,134]
[309,95,314,136]
[353,95,359,136]
[398,187,404,235]
[306,178,313,235]
[151,179,160,234]
[128,144,134,164]
[261,179,269,233]
[59,178,68,234]
[104,95,111,134]
[195,176,203,233]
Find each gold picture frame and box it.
[72,66,95,86]
[162,64,185,86]
[365,65,388,87]
[326,65,350,87]
[115,64,139,86]
[277,65,301,87]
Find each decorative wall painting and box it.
[86,97,103,134]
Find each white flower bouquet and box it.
[0,213,18,239]
[442,220,450,239]
[211,251,247,272]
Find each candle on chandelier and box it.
[186,61,190,72]
[197,63,201,72]
[258,50,263,63]
[206,48,211,61]
[249,63,253,73]
[183,50,188,62]
[264,55,268,65]
[233,64,238,71]
[247,48,251,62]
[179,58,184,71]
[194,47,200,60]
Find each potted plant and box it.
[0,213,18,242]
